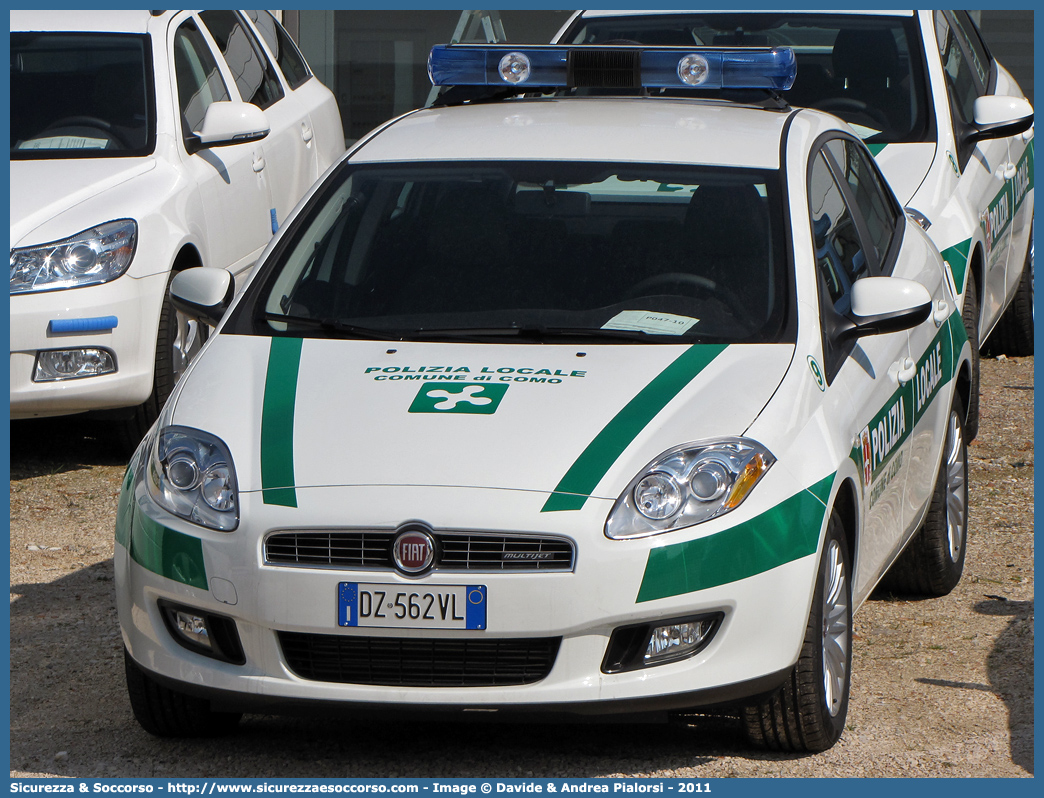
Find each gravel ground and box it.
[8,355,1033,779]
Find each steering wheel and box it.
[36,116,129,148]
[625,272,748,319]
[812,98,890,131]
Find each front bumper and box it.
[10,271,166,418]
[116,474,824,717]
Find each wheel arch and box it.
[829,477,859,572]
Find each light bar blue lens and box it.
[427,45,796,91]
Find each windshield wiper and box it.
[262,312,401,340]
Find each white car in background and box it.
[10,9,345,445]
[555,9,1034,438]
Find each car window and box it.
[244,10,312,90]
[935,11,981,125]
[809,148,876,382]
[810,151,867,314]
[238,161,793,345]
[562,13,931,144]
[10,32,154,159]
[824,139,900,275]
[173,20,231,137]
[950,11,991,90]
[199,10,285,109]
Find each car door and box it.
[171,15,274,279]
[934,10,1013,330]
[808,140,913,594]
[243,9,345,175]
[951,10,1033,307]
[828,138,955,535]
[199,9,316,234]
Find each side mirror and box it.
[186,101,270,153]
[839,276,932,340]
[170,267,235,327]
[970,95,1033,142]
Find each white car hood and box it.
[870,141,937,206]
[10,157,156,247]
[171,336,795,499]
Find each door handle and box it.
[301,123,313,143]
[895,357,916,385]
[999,162,1017,180]
[933,299,950,327]
[252,155,266,173]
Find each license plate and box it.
[338,583,487,630]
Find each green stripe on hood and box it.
[261,337,303,507]
[541,344,727,512]
[636,473,834,602]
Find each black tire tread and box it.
[124,649,241,738]
[742,514,850,753]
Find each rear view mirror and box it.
[971,95,1033,142]
[187,101,270,153]
[839,276,932,340]
[170,267,235,327]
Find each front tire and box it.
[878,397,968,597]
[742,513,852,752]
[124,649,241,737]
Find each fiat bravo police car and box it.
[555,9,1034,439]
[115,43,973,752]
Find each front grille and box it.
[278,632,561,686]
[265,530,575,572]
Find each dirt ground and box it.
[8,355,1033,778]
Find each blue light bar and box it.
[428,44,797,91]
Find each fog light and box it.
[158,600,246,664]
[645,619,715,664]
[33,347,116,382]
[602,612,723,673]
[174,610,212,649]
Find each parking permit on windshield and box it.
[602,311,699,335]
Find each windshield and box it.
[11,33,154,159]
[242,161,791,345]
[563,14,931,144]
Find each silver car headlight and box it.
[146,426,239,531]
[605,438,775,539]
[10,219,136,293]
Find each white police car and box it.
[555,9,1034,439]
[116,43,972,752]
[10,10,344,444]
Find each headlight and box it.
[10,219,136,293]
[146,426,239,531]
[605,438,775,539]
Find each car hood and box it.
[10,157,156,247]
[870,142,937,206]
[172,336,795,500]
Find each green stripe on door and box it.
[940,238,972,294]
[636,473,834,603]
[129,512,208,590]
[541,345,727,512]
[261,337,303,507]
